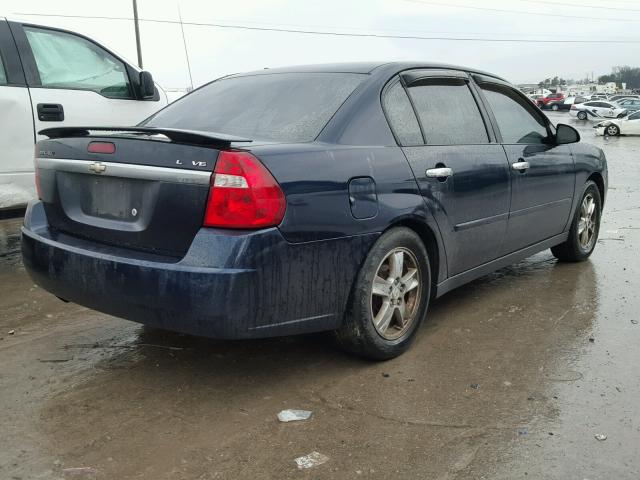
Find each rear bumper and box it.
[21,201,377,339]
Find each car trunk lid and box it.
[36,127,251,258]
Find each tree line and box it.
[598,66,640,89]
[537,66,640,89]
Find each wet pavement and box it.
[1,112,639,479]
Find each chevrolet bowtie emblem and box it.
[89,162,107,174]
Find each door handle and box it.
[426,167,453,179]
[512,161,530,172]
[37,103,65,122]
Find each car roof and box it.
[230,61,509,82]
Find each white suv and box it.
[0,17,168,209]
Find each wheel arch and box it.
[587,172,606,207]
[385,218,445,293]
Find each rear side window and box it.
[406,78,488,145]
[382,81,423,146]
[480,84,549,144]
[24,27,132,98]
[145,72,365,142]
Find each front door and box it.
[382,72,511,276]
[476,81,575,254]
[10,23,165,144]
[623,111,640,134]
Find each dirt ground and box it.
[1,112,639,479]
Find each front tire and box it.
[551,181,602,262]
[605,124,620,136]
[335,227,431,360]
[551,104,559,111]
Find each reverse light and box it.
[204,151,286,229]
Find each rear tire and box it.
[551,181,602,262]
[551,104,559,111]
[577,111,588,120]
[334,227,431,360]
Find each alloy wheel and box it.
[578,193,597,251]
[370,247,421,340]
[606,125,618,136]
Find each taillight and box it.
[203,151,286,229]
[35,168,42,199]
[571,104,577,110]
[88,141,116,154]
[34,144,42,199]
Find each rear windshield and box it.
[144,72,365,142]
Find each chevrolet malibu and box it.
[21,62,607,360]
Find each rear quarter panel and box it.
[252,143,447,282]
[568,142,608,217]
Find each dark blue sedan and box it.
[21,62,607,359]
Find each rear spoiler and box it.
[38,126,252,148]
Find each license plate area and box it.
[83,175,144,221]
[57,172,159,230]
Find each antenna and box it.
[178,2,194,91]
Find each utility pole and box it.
[178,3,194,91]
[133,0,143,69]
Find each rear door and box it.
[475,77,575,254]
[591,101,615,118]
[383,70,510,276]
[9,22,165,142]
[0,19,35,208]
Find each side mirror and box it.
[555,123,580,144]
[138,71,156,99]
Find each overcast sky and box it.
[6,0,640,89]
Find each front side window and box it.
[406,78,488,145]
[145,72,364,142]
[480,84,549,144]
[628,111,640,120]
[382,80,423,146]
[24,27,131,98]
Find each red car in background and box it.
[537,92,565,109]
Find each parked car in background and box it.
[0,17,168,210]
[547,95,586,111]
[21,62,607,360]
[615,98,640,112]
[527,93,545,103]
[594,110,640,136]
[609,94,640,102]
[537,92,565,108]
[570,100,627,120]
